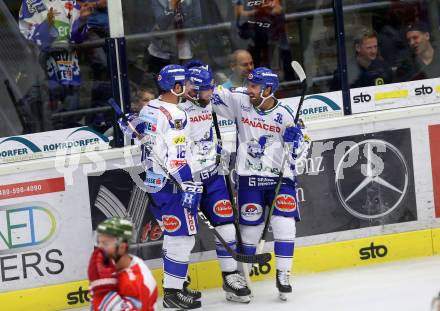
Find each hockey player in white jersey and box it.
[179,65,251,303]
[119,64,204,310]
[211,67,310,300]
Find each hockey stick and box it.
[211,112,244,247]
[254,61,307,259]
[108,99,271,265]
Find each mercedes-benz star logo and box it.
[335,139,409,220]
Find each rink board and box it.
[0,229,436,310]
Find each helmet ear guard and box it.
[171,83,186,97]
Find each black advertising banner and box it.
[296,128,417,237]
[88,170,216,261]
[88,128,417,260]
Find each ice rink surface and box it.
[70,256,440,311]
[201,256,440,311]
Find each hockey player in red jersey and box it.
[88,217,158,311]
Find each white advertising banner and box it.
[351,77,440,114]
[0,170,93,292]
[282,91,344,121]
[0,126,111,164]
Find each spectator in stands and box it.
[332,29,392,89]
[145,0,202,74]
[351,29,393,87]
[131,87,156,113]
[222,49,254,89]
[79,0,109,81]
[234,0,295,81]
[19,0,92,125]
[396,22,440,81]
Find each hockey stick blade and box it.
[291,61,306,82]
[198,211,271,264]
[290,61,307,123]
[235,252,272,265]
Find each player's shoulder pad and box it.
[211,92,227,107]
[140,100,166,124]
[177,100,192,111]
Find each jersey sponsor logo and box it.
[162,215,181,233]
[241,104,251,112]
[145,121,157,132]
[241,203,263,222]
[169,159,187,169]
[275,194,297,212]
[190,114,212,123]
[172,135,186,145]
[214,200,233,218]
[247,176,278,187]
[144,171,164,189]
[241,117,281,133]
[159,106,172,120]
[141,115,157,132]
[184,209,197,235]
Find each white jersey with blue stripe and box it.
[138,98,193,185]
[178,100,218,177]
[212,86,301,179]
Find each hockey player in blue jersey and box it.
[179,65,251,303]
[211,67,310,300]
[119,64,205,310]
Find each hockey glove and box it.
[180,181,203,216]
[282,123,304,150]
[88,247,117,296]
[117,113,147,139]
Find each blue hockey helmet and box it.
[184,59,205,70]
[157,64,187,91]
[247,67,279,93]
[187,66,215,91]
